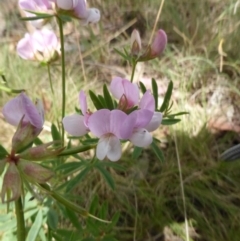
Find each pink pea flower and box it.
[19,0,55,27]
[88,109,135,162]
[63,91,90,136]
[56,0,100,24]
[17,29,60,63]
[3,92,44,129]
[128,91,162,147]
[110,77,139,110]
[139,90,162,132]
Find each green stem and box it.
[57,16,66,145]
[47,64,54,95]
[15,197,26,241]
[130,60,137,83]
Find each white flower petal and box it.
[96,135,121,162]
[62,114,88,136]
[130,128,153,147]
[145,112,162,132]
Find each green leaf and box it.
[47,208,58,230]
[55,162,84,174]
[51,124,61,143]
[89,196,99,214]
[20,15,52,21]
[139,81,147,94]
[103,84,114,110]
[159,80,173,112]
[66,166,91,192]
[132,146,142,159]
[58,145,95,156]
[167,111,189,118]
[98,202,108,219]
[65,208,82,229]
[114,48,128,59]
[95,164,115,190]
[33,137,43,146]
[0,145,8,159]
[151,140,164,162]
[152,78,158,109]
[89,90,104,110]
[26,209,43,241]
[161,118,181,125]
[98,94,107,107]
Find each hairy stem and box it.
[15,197,26,241]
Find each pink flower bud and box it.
[11,118,42,153]
[131,29,141,56]
[150,29,167,57]
[139,29,167,61]
[18,160,54,184]
[1,163,21,203]
[19,141,65,161]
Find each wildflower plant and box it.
[0,0,187,240]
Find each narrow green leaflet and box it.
[89,196,99,214]
[55,162,85,175]
[151,140,164,162]
[167,111,189,118]
[66,166,91,192]
[51,124,61,143]
[161,118,181,125]
[65,208,82,229]
[58,145,95,156]
[26,209,43,241]
[47,208,58,230]
[103,84,114,110]
[151,78,158,109]
[98,94,107,107]
[139,81,147,94]
[132,146,142,159]
[159,80,173,112]
[33,137,43,146]
[89,90,104,110]
[0,145,8,159]
[95,164,115,190]
[21,15,52,21]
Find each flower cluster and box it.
[63,77,163,162]
[0,93,63,202]
[17,0,101,63]
[17,29,60,63]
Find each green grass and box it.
[1,0,240,240]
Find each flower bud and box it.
[131,29,141,56]
[18,160,54,184]
[18,141,65,161]
[139,29,167,61]
[12,118,42,153]
[1,163,21,203]
[150,29,167,57]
